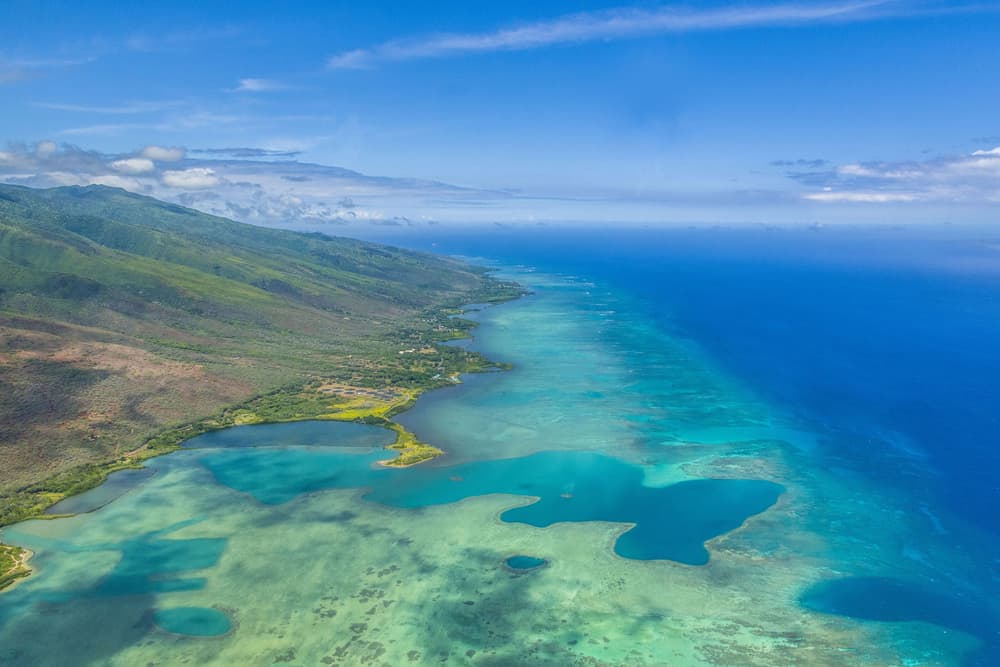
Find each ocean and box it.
[1,225,997,665]
[385,224,1000,663]
[393,226,1000,535]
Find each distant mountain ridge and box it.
[0,183,479,317]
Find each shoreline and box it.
[0,291,523,592]
[0,544,32,593]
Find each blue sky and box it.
[1,0,999,226]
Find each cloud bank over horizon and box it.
[782,147,1000,204]
[2,2,997,226]
[0,142,501,227]
[1,140,997,227]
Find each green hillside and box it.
[0,184,521,523]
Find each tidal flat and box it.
[0,267,993,666]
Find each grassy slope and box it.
[0,183,522,527]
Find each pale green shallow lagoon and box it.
[0,269,986,666]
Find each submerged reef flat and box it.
[0,267,993,666]
[0,444,951,666]
[197,447,783,565]
[154,607,233,637]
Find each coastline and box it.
[1,262,991,665]
[0,544,31,593]
[0,289,523,592]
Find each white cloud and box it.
[972,146,1000,157]
[34,100,182,115]
[0,55,93,85]
[837,163,923,179]
[329,1,895,68]
[161,167,220,189]
[796,145,1000,204]
[58,111,244,138]
[110,157,155,174]
[124,25,244,53]
[804,191,917,203]
[141,145,185,161]
[166,111,242,129]
[41,171,88,186]
[836,163,879,177]
[232,78,286,92]
[88,173,144,191]
[35,140,57,157]
[2,140,993,226]
[327,50,371,70]
[58,123,147,137]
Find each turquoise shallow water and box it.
[154,607,232,637]
[201,447,783,565]
[0,263,995,666]
[183,420,396,450]
[44,467,156,515]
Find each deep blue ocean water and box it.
[359,225,1000,662]
[367,226,1000,539]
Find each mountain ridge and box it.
[0,183,520,517]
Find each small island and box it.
[504,555,548,572]
[0,544,30,592]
